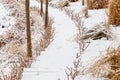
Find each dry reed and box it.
[86,0,108,9]
[86,45,120,80]
[109,0,120,25]
[0,0,54,79]
[64,8,90,80]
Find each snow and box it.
[22,5,79,80]
[82,39,112,67]
[0,3,15,35]
[0,0,43,77]
[83,9,108,29]
[0,0,120,80]
[0,3,7,17]
[21,0,115,80]
[30,0,40,8]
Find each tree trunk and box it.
[45,0,48,28]
[82,0,84,5]
[40,0,43,16]
[25,0,32,57]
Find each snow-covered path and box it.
[21,7,79,80]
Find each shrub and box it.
[109,0,120,25]
[69,0,78,2]
[87,0,108,9]
[49,0,69,8]
[86,45,120,80]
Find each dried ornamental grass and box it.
[69,0,78,2]
[87,0,108,9]
[49,0,69,8]
[0,0,54,80]
[86,45,120,80]
[109,0,120,25]
[0,18,54,80]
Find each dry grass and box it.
[80,23,114,40]
[64,7,89,19]
[83,7,89,18]
[65,54,84,80]
[0,18,54,80]
[49,0,69,8]
[109,0,120,25]
[0,53,32,80]
[69,0,78,2]
[86,45,120,80]
[64,7,91,53]
[64,7,90,80]
[63,7,119,80]
[86,0,108,9]
[36,18,54,56]
[0,0,54,80]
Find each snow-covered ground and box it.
[0,0,44,77]
[0,0,120,80]
[22,0,113,80]
[22,4,79,80]
[0,3,15,35]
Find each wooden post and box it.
[45,0,48,28]
[40,0,43,16]
[25,0,32,57]
[82,0,84,5]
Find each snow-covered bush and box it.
[69,0,78,2]
[86,45,120,80]
[0,0,55,79]
[64,8,90,80]
[49,0,69,8]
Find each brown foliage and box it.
[69,0,78,2]
[49,0,69,8]
[109,0,120,25]
[86,45,120,80]
[87,0,108,9]
[0,0,54,80]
